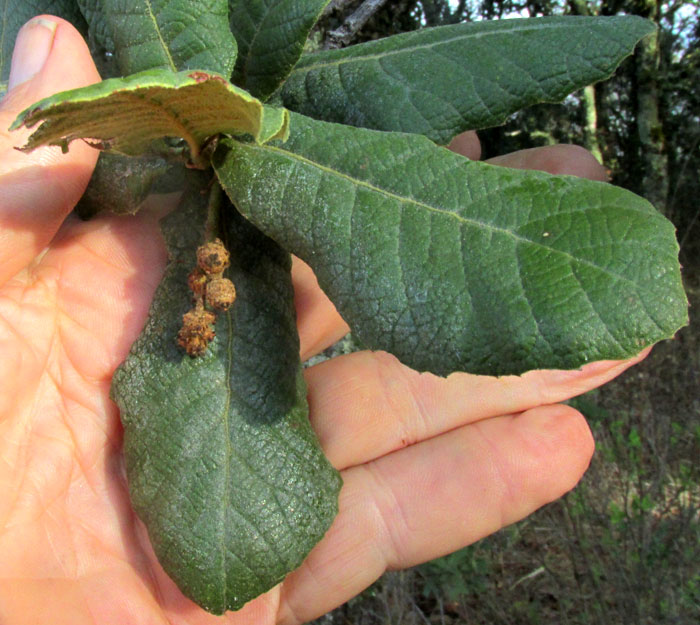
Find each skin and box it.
[0,17,645,625]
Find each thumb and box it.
[0,16,100,285]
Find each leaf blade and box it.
[280,15,654,144]
[97,0,237,76]
[11,68,289,156]
[111,183,341,614]
[229,0,331,99]
[214,114,688,376]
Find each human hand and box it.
[0,16,646,625]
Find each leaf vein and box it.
[292,22,607,74]
[143,0,177,71]
[265,144,653,289]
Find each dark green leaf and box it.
[111,182,341,614]
[97,0,237,76]
[229,0,331,100]
[214,114,688,376]
[11,69,289,160]
[0,0,87,97]
[281,16,654,144]
[76,0,113,52]
[75,0,119,77]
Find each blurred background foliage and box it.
[309,1,699,623]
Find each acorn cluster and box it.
[177,238,237,357]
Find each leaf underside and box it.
[281,15,655,144]
[214,113,688,377]
[111,181,341,614]
[229,0,331,100]
[11,68,289,155]
[73,0,238,212]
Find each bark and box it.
[567,2,603,163]
[582,85,604,164]
[632,0,669,210]
[324,0,390,48]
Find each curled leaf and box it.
[11,69,289,164]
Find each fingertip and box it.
[37,16,102,89]
[42,17,100,82]
[487,144,608,181]
[3,15,100,153]
[5,15,100,102]
[513,404,594,505]
[447,130,481,160]
[293,257,350,360]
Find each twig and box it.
[322,0,357,17]
[324,0,389,49]
[204,181,222,242]
[509,565,545,591]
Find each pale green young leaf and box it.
[281,15,654,144]
[11,69,289,160]
[111,183,341,614]
[97,0,237,76]
[0,0,87,97]
[229,0,331,100]
[214,114,688,377]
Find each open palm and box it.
[0,17,646,625]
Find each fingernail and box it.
[8,17,58,90]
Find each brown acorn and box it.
[196,238,230,274]
[187,267,208,297]
[177,307,216,356]
[177,333,210,357]
[206,277,236,311]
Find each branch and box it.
[324,0,390,49]
[322,0,358,17]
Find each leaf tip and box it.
[8,109,32,133]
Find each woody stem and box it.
[205,182,223,243]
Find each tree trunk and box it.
[567,2,603,163]
[633,0,669,210]
[582,84,604,164]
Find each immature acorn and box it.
[178,333,210,358]
[196,238,230,274]
[177,307,216,357]
[206,277,236,311]
[187,267,208,297]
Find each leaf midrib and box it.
[220,310,235,608]
[240,1,274,84]
[143,0,177,71]
[259,143,653,289]
[290,20,619,74]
